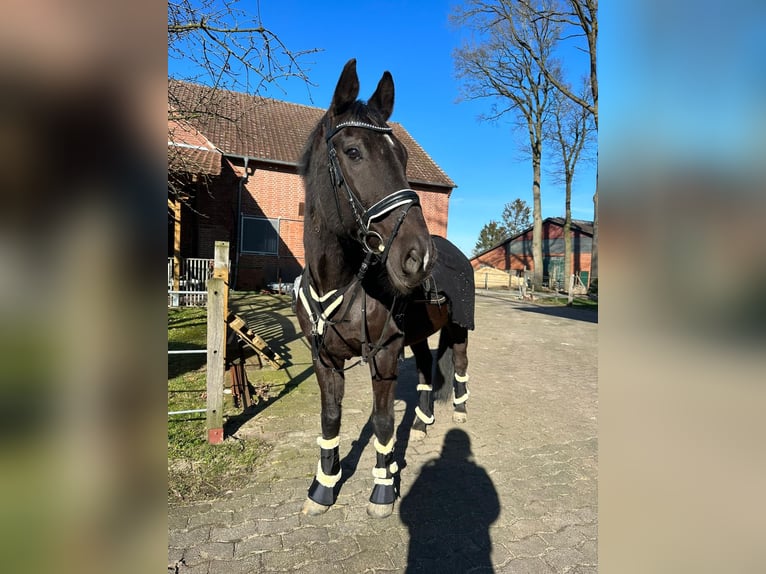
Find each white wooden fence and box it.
[168,257,215,307]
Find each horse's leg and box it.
[367,348,401,518]
[449,324,470,423]
[410,339,434,440]
[302,361,345,516]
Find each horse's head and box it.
[303,59,435,295]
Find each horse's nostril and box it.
[404,249,422,275]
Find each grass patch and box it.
[168,306,277,503]
[535,296,598,309]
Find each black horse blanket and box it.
[422,235,475,330]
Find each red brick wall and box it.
[470,221,593,277]
[471,246,507,270]
[416,188,449,237]
[229,162,451,289]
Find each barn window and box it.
[241,216,279,254]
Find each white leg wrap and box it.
[315,461,342,488]
[453,388,470,405]
[374,437,394,455]
[415,406,435,425]
[316,435,340,449]
[416,383,433,392]
[371,462,398,479]
[373,477,395,486]
[455,373,469,383]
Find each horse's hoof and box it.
[301,498,331,516]
[367,502,394,519]
[410,428,427,441]
[453,411,467,423]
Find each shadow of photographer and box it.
[400,428,500,573]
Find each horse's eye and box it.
[345,147,361,160]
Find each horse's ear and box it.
[331,58,360,116]
[368,71,395,121]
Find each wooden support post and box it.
[207,241,229,444]
[521,265,528,300]
[206,276,226,444]
[171,197,182,307]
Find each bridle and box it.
[325,119,421,267]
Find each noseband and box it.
[325,120,420,264]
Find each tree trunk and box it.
[564,175,572,285]
[531,155,543,289]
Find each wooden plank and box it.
[227,313,285,369]
[213,241,230,316]
[206,277,226,444]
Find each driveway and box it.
[169,290,598,573]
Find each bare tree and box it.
[167,0,320,206]
[516,0,598,283]
[167,0,319,290]
[452,0,560,288]
[546,79,595,289]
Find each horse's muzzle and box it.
[389,235,434,293]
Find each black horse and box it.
[296,59,475,518]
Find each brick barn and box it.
[168,80,455,291]
[470,218,594,288]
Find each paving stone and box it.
[503,534,550,558]
[184,542,234,564]
[307,536,360,562]
[210,522,257,542]
[280,525,331,548]
[541,547,587,571]
[234,534,282,556]
[207,555,262,574]
[261,546,314,571]
[168,526,211,548]
[170,502,213,518]
[336,549,395,572]
[252,511,299,533]
[188,510,234,529]
[499,556,556,573]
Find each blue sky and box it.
[170,0,597,256]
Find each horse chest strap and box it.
[306,284,343,336]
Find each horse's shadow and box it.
[337,354,421,492]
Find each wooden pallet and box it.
[226,313,285,369]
